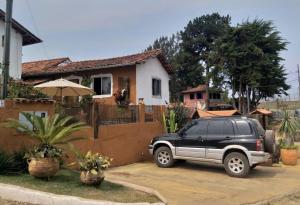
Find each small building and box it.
[181,85,225,110]
[22,49,172,105]
[0,9,41,79]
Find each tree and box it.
[216,19,289,112]
[179,13,231,108]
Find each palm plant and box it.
[278,110,299,148]
[5,112,87,145]
[162,110,178,133]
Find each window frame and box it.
[91,73,113,98]
[152,78,162,97]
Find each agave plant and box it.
[278,110,299,148]
[5,112,87,145]
[162,110,178,133]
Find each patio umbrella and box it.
[34,78,94,103]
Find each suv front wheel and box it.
[224,152,250,178]
[154,146,175,168]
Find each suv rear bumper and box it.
[249,151,271,165]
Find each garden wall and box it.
[0,99,55,153]
[0,100,165,167]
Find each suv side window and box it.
[184,120,208,138]
[207,119,234,135]
[236,120,252,135]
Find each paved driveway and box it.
[107,161,300,205]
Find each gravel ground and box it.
[0,198,37,205]
[267,192,300,205]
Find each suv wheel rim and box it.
[157,151,170,165]
[228,157,244,174]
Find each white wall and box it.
[136,58,170,105]
[0,20,23,79]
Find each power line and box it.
[25,0,49,59]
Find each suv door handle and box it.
[197,136,204,141]
[225,136,232,140]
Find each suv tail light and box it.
[256,139,263,151]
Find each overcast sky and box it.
[0,0,299,98]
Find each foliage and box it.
[163,110,178,133]
[163,104,190,133]
[215,19,289,112]
[8,79,47,99]
[12,149,29,173]
[25,144,63,160]
[0,150,28,175]
[80,77,93,110]
[5,112,87,145]
[278,110,299,148]
[77,151,112,175]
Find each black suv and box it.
[149,117,273,177]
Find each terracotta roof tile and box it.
[250,108,272,115]
[197,109,240,117]
[22,49,172,77]
[181,85,207,93]
[22,58,71,76]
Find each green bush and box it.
[0,150,28,175]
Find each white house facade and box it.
[0,9,41,79]
[136,57,170,105]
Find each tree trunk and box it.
[205,67,210,111]
[238,77,242,113]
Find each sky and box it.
[0,0,299,98]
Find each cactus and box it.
[162,110,178,133]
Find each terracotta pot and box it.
[28,158,60,178]
[80,171,104,185]
[281,148,298,166]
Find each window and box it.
[152,78,161,96]
[196,92,203,99]
[190,93,195,99]
[236,120,252,135]
[207,120,234,135]
[93,75,112,96]
[185,120,208,136]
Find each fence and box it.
[62,104,93,125]
[259,100,300,111]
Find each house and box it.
[22,49,172,105]
[0,9,41,79]
[181,84,226,110]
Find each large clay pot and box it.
[28,158,60,178]
[281,149,298,166]
[80,171,104,185]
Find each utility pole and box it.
[1,0,13,99]
[298,64,300,100]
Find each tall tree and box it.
[216,19,290,112]
[179,13,231,109]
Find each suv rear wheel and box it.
[154,146,174,168]
[224,152,250,178]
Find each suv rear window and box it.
[236,120,252,135]
[207,120,234,135]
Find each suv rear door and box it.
[205,119,235,160]
[175,120,208,158]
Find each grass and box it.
[0,169,160,203]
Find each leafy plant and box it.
[80,78,93,111]
[4,113,87,164]
[0,150,28,175]
[25,144,63,160]
[8,78,47,99]
[278,110,299,149]
[163,110,178,133]
[78,151,112,175]
[5,113,87,145]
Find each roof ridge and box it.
[69,49,162,64]
[23,57,70,64]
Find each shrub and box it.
[0,150,28,175]
[78,151,112,175]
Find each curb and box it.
[244,190,300,205]
[0,183,164,205]
[106,177,168,205]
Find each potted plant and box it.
[278,110,299,165]
[5,112,87,178]
[78,151,112,186]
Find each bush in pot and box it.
[77,151,112,186]
[5,112,87,178]
[278,110,299,165]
